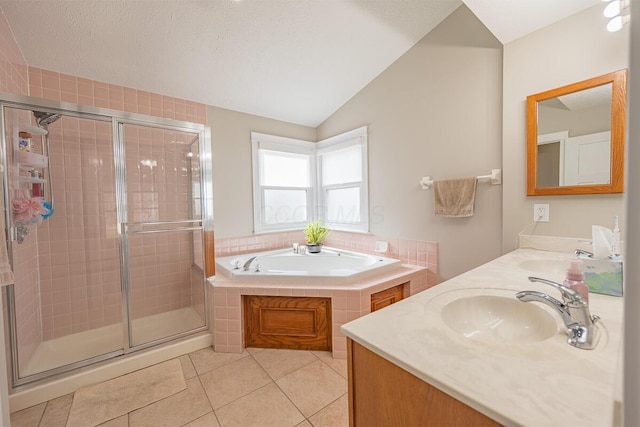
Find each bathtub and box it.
[215,246,402,284]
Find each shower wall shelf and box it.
[12,129,49,193]
[17,176,46,185]
[15,151,48,168]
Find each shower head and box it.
[33,111,62,128]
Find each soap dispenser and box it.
[564,259,589,302]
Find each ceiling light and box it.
[603,0,630,31]
[604,0,629,18]
[607,14,631,32]
[604,1,622,17]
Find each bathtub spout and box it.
[243,256,258,271]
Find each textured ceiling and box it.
[1,0,602,127]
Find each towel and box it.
[433,177,478,218]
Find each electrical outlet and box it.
[534,204,549,222]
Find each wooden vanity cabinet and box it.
[347,338,501,427]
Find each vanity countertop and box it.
[341,248,623,426]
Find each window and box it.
[317,127,368,232]
[252,133,314,232]
[252,127,368,233]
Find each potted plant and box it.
[304,220,330,253]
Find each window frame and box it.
[316,126,369,233]
[251,127,368,234]
[251,132,315,233]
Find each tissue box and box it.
[583,258,623,297]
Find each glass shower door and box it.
[120,123,206,348]
[2,106,124,382]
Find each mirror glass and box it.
[526,70,627,196]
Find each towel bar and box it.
[420,169,502,190]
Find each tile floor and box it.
[10,347,349,427]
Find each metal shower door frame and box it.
[114,118,211,353]
[0,92,213,388]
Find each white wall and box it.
[316,5,503,280]
[208,106,316,238]
[502,4,630,251]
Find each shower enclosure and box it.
[0,94,213,387]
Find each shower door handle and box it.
[120,219,203,235]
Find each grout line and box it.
[193,368,220,426]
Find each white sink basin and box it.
[441,295,558,344]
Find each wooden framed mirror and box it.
[526,69,627,196]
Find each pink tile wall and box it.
[0,8,28,95]
[36,117,122,339]
[125,127,202,320]
[214,231,302,258]
[0,2,37,373]
[28,67,207,125]
[4,106,43,373]
[25,69,208,338]
[13,224,42,370]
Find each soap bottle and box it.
[564,259,589,302]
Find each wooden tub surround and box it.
[210,263,432,359]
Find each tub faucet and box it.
[516,276,600,350]
[243,256,258,271]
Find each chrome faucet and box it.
[243,256,258,271]
[516,276,600,350]
[574,249,594,259]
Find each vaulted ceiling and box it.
[1,0,601,126]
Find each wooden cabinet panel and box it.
[244,296,331,351]
[348,339,500,427]
[370,283,405,312]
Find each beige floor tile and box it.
[67,359,185,427]
[10,403,46,427]
[310,350,332,359]
[296,421,313,427]
[199,356,272,409]
[183,411,221,427]
[188,346,249,375]
[178,354,198,379]
[245,347,265,355]
[252,349,318,380]
[129,377,212,427]
[40,393,73,427]
[97,415,128,427]
[215,383,304,427]
[317,353,348,379]
[276,360,347,418]
[308,393,349,427]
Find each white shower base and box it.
[10,306,211,413]
[22,306,205,377]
